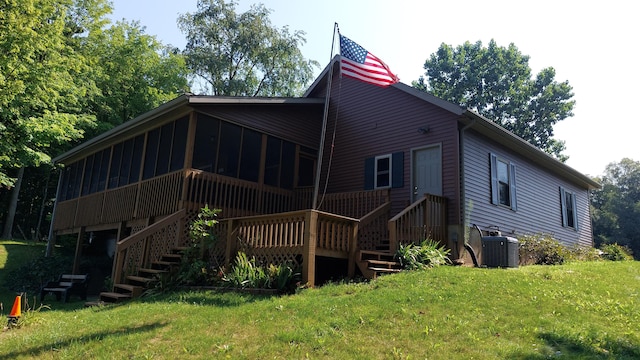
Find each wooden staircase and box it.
[86,248,186,306]
[356,239,403,280]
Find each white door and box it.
[412,146,442,201]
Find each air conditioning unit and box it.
[481,236,519,268]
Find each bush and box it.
[518,233,568,265]
[222,252,300,293]
[395,239,451,270]
[4,254,74,295]
[599,243,633,261]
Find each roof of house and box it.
[307,57,600,190]
[53,95,324,163]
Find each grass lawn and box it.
[0,239,638,359]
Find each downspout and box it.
[459,118,478,266]
[45,167,64,257]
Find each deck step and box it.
[138,268,168,275]
[360,250,395,262]
[366,259,402,269]
[162,253,183,260]
[152,260,180,268]
[99,292,132,303]
[368,267,402,273]
[114,283,144,297]
[126,275,156,285]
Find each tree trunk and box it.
[35,168,51,241]
[2,167,25,239]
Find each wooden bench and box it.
[40,274,89,303]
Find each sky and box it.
[109,0,639,178]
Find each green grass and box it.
[0,240,638,359]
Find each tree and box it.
[81,21,190,134]
[0,0,95,187]
[591,158,640,258]
[413,40,574,160]
[177,0,318,96]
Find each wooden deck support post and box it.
[347,222,359,278]
[224,219,236,268]
[72,227,85,274]
[302,210,318,287]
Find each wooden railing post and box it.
[302,210,318,287]
[224,219,236,268]
[347,222,359,278]
[388,220,398,253]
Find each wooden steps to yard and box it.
[86,249,184,306]
[357,249,403,279]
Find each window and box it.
[560,187,578,230]
[490,153,517,210]
[375,155,391,188]
[364,152,404,190]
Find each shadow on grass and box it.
[139,289,278,308]
[0,321,167,360]
[508,331,640,359]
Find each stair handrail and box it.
[388,194,445,252]
[112,209,186,285]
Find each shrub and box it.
[222,252,300,293]
[566,245,602,262]
[599,243,633,261]
[395,239,451,270]
[4,254,73,295]
[518,233,568,265]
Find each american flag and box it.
[339,35,399,87]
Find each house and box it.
[48,59,599,299]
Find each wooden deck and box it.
[53,169,446,287]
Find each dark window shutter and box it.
[560,187,568,227]
[364,157,374,190]
[572,193,579,231]
[391,152,404,188]
[490,153,498,204]
[509,162,517,211]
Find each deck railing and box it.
[111,209,186,285]
[220,209,359,286]
[388,194,447,252]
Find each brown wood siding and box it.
[463,129,593,247]
[318,76,460,223]
[195,104,323,150]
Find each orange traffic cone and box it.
[8,295,21,318]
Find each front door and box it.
[412,145,442,201]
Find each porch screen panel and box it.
[129,134,145,184]
[217,122,241,177]
[108,142,123,189]
[239,128,261,182]
[88,151,102,194]
[155,122,174,176]
[281,141,295,189]
[192,114,220,172]
[119,138,133,187]
[81,155,94,196]
[170,117,189,172]
[264,136,281,187]
[143,128,160,180]
[97,148,110,191]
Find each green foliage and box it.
[222,252,300,292]
[177,0,318,96]
[172,206,221,286]
[599,243,633,261]
[413,39,574,160]
[4,254,74,295]
[395,239,451,270]
[518,233,569,265]
[0,0,97,186]
[591,158,640,259]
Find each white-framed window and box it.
[364,152,403,190]
[560,187,578,230]
[374,154,392,189]
[490,153,517,210]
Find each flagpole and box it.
[313,23,339,210]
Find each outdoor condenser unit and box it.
[481,236,519,268]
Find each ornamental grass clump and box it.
[395,239,451,270]
[222,252,300,293]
